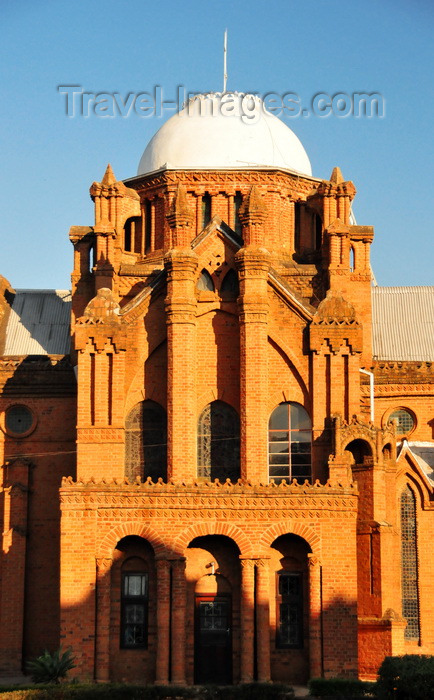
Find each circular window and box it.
[5,405,34,436]
[388,408,415,436]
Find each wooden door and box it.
[195,594,232,684]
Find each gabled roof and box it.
[372,286,434,361]
[3,290,71,355]
[398,440,434,485]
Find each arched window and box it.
[220,269,239,298]
[197,401,240,482]
[268,402,311,483]
[202,193,212,229]
[145,200,153,253]
[314,213,322,250]
[197,269,215,292]
[124,216,141,253]
[400,486,420,640]
[345,439,373,466]
[125,400,167,482]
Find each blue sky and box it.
[1,0,433,289]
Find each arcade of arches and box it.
[97,531,316,685]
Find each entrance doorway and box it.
[195,594,232,684]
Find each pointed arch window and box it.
[197,269,215,292]
[220,269,239,298]
[197,401,240,482]
[125,400,167,482]
[268,402,311,483]
[400,486,420,640]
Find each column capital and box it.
[170,557,187,572]
[235,246,270,274]
[239,556,256,569]
[164,248,198,272]
[308,553,322,568]
[155,557,171,569]
[95,557,113,573]
[256,557,271,569]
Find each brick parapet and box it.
[60,478,358,521]
[369,361,433,385]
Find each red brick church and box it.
[0,92,433,685]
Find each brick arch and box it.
[396,460,431,509]
[97,522,168,559]
[267,390,310,416]
[267,331,309,401]
[342,435,376,459]
[125,340,168,416]
[196,393,239,417]
[259,521,321,555]
[173,521,252,556]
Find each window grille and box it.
[389,409,415,435]
[400,486,420,640]
[121,572,148,648]
[276,572,303,648]
[5,405,33,435]
[197,401,240,482]
[125,401,167,482]
[268,402,312,483]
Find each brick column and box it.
[330,353,345,417]
[170,558,187,684]
[0,460,30,675]
[235,248,270,482]
[311,351,328,451]
[240,557,255,682]
[165,250,198,481]
[236,186,270,483]
[308,554,323,679]
[75,299,127,481]
[256,558,271,682]
[95,557,112,682]
[155,559,171,684]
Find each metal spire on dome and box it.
[223,29,228,93]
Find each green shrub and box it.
[0,683,295,700]
[376,654,434,700]
[25,648,76,684]
[205,684,294,699]
[0,683,294,700]
[309,677,375,697]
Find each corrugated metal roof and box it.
[398,441,434,485]
[372,286,434,361]
[4,290,71,355]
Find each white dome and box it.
[137,92,312,177]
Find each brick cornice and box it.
[60,477,358,519]
[126,168,319,198]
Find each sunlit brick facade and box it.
[0,94,433,684]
